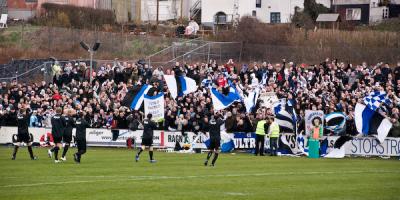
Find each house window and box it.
[214,12,227,24]
[270,12,281,23]
[346,8,362,20]
[383,8,389,18]
[252,10,257,17]
[256,0,261,8]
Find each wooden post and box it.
[180,0,183,21]
[156,0,159,25]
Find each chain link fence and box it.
[148,40,243,68]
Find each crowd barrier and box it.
[0,127,399,156]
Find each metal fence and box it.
[0,60,96,84]
[147,39,243,68]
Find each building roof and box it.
[316,14,340,22]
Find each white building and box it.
[200,0,331,27]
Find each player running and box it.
[12,108,37,160]
[135,114,157,163]
[48,107,66,163]
[61,109,75,161]
[73,112,90,164]
[204,113,225,167]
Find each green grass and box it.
[0,147,399,200]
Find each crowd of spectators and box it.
[1,58,400,137]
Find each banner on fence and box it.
[327,136,400,156]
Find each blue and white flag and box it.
[274,99,296,133]
[201,78,213,88]
[274,99,298,133]
[363,91,391,111]
[121,84,153,110]
[325,112,346,134]
[164,75,198,99]
[355,103,392,143]
[244,88,260,113]
[210,84,241,111]
[260,71,268,85]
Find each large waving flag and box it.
[274,99,298,133]
[244,87,260,113]
[164,75,198,99]
[355,103,392,143]
[273,99,296,133]
[325,112,346,134]
[210,84,241,111]
[363,91,391,111]
[121,84,153,110]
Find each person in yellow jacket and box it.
[268,117,280,156]
[254,115,270,156]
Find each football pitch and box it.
[0,147,399,200]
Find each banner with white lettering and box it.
[144,92,164,121]
[305,110,324,137]
[327,136,400,156]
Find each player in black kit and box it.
[12,108,37,160]
[48,107,66,163]
[204,113,225,167]
[135,114,157,163]
[61,109,75,161]
[73,112,90,164]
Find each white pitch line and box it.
[0,170,399,188]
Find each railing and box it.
[147,40,243,68]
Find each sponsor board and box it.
[327,136,400,156]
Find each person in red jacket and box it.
[217,74,227,88]
[40,132,54,147]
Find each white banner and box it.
[259,92,278,108]
[305,110,324,137]
[144,93,164,121]
[327,136,400,156]
[0,127,75,144]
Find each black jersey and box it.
[75,118,89,141]
[17,113,30,135]
[64,116,75,136]
[208,118,224,140]
[142,119,157,139]
[51,114,66,138]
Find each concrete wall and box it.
[112,0,131,23]
[369,6,388,23]
[141,0,189,22]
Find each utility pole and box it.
[156,0,159,25]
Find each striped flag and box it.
[325,112,346,134]
[354,103,392,143]
[164,75,198,99]
[121,84,153,110]
[273,99,296,133]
